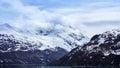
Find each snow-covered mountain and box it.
[50,29,120,66]
[0,23,89,64]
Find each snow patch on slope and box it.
[0,23,89,52]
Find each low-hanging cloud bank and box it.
[0,0,120,37]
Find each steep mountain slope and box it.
[0,23,88,65]
[50,29,120,66]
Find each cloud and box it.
[52,4,120,37]
[0,0,120,37]
[0,0,56,30]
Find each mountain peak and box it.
[2,23,12,27]
[0,23,13,30]
[51,29,120,66]
[0,24,89,65]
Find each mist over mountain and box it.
[0,0,120,66]
[0,23,89,65]
[0,0,120,38]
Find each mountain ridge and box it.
[50,29,120,66]
[0,23,89,65]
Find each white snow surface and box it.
[69,29,120,56]
[0,23,89,52]
[88,29,120,55]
